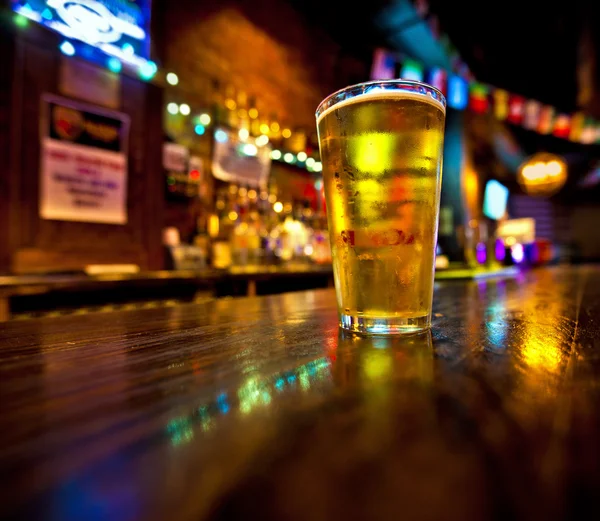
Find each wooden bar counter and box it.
[1,266,599,521]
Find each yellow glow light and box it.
[166,72,179,85]
[546,160,562,176]
[259,123,270,134]
[521,328,562,373]
[228,211,238,221]
[208,214,220,237]
[282,128,292,139]
[363,350,393,381]
[256,134,269,147]
[518,153,567,196]
[248,108,258,119]
[273,201,283,213]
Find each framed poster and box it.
[39,94,130,224]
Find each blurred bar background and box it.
[0,0,598,320]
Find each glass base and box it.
[339,313,430,336]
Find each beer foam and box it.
[316,88,445,125]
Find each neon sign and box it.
[12,0,152,69]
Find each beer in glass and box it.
[316,80,446,334]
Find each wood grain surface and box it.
[1,266,600,521]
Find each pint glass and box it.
[316,80,446,335]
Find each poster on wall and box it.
[39,94,130,225]
[162,142,189,172]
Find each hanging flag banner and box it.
[537,106,555,134]
[492,89,509,121]
[370,48,396,81]
[469,83,489,114]
[507,95,525,125]
[399,59,424,82]
[553,114,571,139]
[523,100,541,130]
[580,120,596,144]
[569,112,585,142]
[426,68,447,96]
[369,49,599,145]
[447,75,468,110]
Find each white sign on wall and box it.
[39,95,130,225]
[497,218,536,244]
[163,142,189,172]
[211,127,271,188]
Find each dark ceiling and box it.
[294,0,599,116]
[427,0,599,114]
[294,0,599,191]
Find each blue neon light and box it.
[214,129,228,143]
[59,40,75,56]
[107,56,122,73]
[138,60,157,80]
[11,0,152,68]
[483,180,509,221]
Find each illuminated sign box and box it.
[447,75,468,110]
[482,179,509,220]
[12,0,152,69]
[497,218,536,244]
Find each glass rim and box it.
[315,79,446,122]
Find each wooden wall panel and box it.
[3,32,164,274]
[0,30,15,271]
[164,0,367,132]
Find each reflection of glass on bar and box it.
[333,329,434,387]
[316,80,446,335]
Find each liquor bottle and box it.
[224,84,238,130]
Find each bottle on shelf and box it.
[223,84,239,130]
[211,184,236,269]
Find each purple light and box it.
[494,239,506,262]
[527,242,540,265]
[476,242,487,264]
[511,243,524,264]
